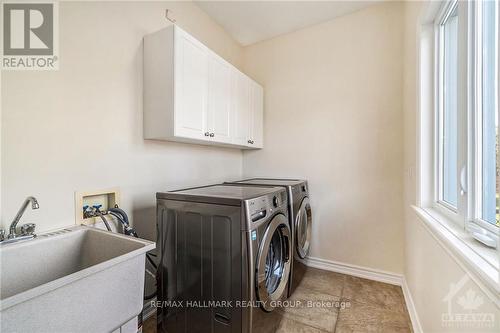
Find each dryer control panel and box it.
[291,180,309,202]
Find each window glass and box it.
[442,6,459,207]
[481,0,499,226]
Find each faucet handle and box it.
[21,223,36,236]
[0,229,5,241]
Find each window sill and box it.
[412,205,499,307]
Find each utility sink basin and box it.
[0,225,155,333]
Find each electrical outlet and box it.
[75,188,120,225]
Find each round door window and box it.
[265,228,286,293]
[296,198,312,259]
[256,214,291,312]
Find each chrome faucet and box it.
[0,196,39,244]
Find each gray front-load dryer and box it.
[156,185,291,333]
[224,179,312,297]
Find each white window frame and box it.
[468,0,500,237]
[467,0,499,249]
[433,0,469,227]
[432,0,499,245]
[416,0,499,303]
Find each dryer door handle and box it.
[283,234,290,262]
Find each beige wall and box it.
[1,1,244,239]
[241,1,406,274]
[403,2,499,332]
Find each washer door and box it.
[256,214,291,312]
[295,197,312,259]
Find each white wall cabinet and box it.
[174,30,208,140]
[144,25,263,149]
[231,71,250,146]
[207,55,232,144]
[249,81,264,148]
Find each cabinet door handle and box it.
[204,132,210,137]
[210,133,215,137]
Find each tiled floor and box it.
[144,267,413,333]
[143,312,156,333]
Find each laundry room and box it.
[0,1,498,333]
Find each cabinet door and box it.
[174,29,208,140]
[249,81,264,148]
[231,72,250,146]
[207,55,232,143]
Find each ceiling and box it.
[195,1,381,46]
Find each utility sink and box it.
[0,225,155,333]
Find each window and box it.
[479,0,499,227]
[434,0,499,248]
[438,2,459,209]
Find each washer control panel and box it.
[246,190,287,224]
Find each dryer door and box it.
[295,197,312,259]
[256,214,291,312]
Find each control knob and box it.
[272,196,279,208]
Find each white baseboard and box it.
[401,277,423,333]
[304,256,404,285]
[303,256,422,333]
